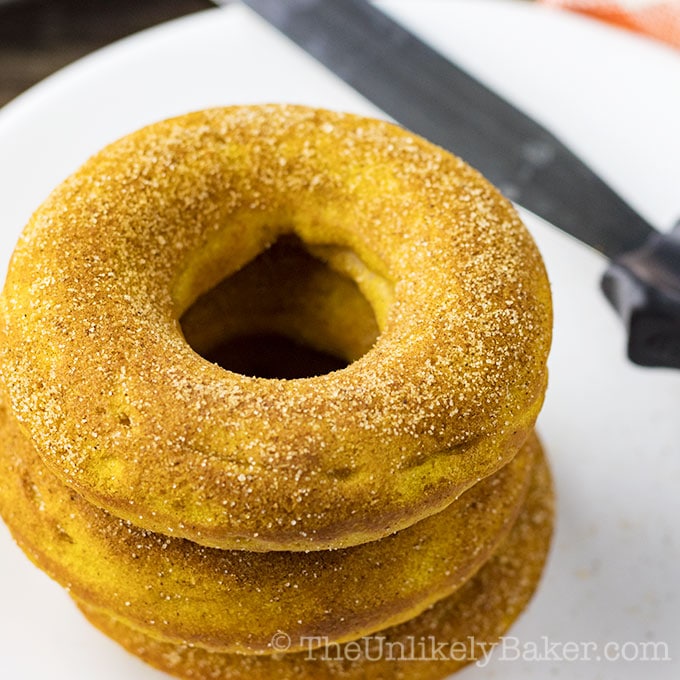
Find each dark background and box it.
[0,0,215,107]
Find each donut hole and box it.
[198,333,347,380]
[179,236,380,379]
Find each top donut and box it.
[0,105,552,551]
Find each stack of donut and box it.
[0,105,554,679]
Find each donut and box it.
[0,396,536,653]
[75,451,554,680]
[0,105,552,551]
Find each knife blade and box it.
[240,0,680,369]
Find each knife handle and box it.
[601,220,680,368]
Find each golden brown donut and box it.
[75,449,554,680]
[0,105,552,551]
[0,397,535,653]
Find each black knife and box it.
[240,0,680,369]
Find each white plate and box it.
[1,2,679,678]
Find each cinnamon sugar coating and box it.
[0,398,536,653]
[0,105,552,551]
[76,449,554,680]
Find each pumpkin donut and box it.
[0,397,536,654]
[0,105,552,551]
[74,450,554,680]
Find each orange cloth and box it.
[541,0,680,48]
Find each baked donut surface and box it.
[0,398,536,653]
[0,105,552,551]
[75,451,554,680]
